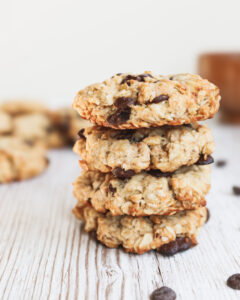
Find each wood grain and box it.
[0,124,240,300]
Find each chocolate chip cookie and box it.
[74,123,214,174]
[73,72,220,129]
[73,205,207,254]
[73,165,210,217]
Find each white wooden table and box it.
[0,123,240,300]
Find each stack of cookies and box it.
[72,72,220,255]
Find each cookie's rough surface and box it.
[0,137,48,183]
[74,123,214,173]
[73,165,210,216]
[73,205,207,254]
[73,72,220,129]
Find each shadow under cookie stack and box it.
[72,72,220,255]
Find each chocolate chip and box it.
[115,97,137,109]
[233,186,240,195]
[147,170,172,178]
[116,73,122,76]
[109,184,117,195]
[158,237,193,256]
[169,76,174,80]
[151,95,169,104]
[59,116,70,132]
[227,274,240,290]
[206,208,210,223]
[112,167,136,179]
[24,140,34,146]
[196,155,214,165]
[107,107,131,126]
[120,74,153,85]
[216,160,227,167]
[46,126,55,133]
[45,158,50,165]
[78,129,85,139]
[114,130,136,140]
[151,286,176,300]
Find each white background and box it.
[1,0,240,107]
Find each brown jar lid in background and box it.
[198,53,240,123]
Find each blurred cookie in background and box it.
[0,111,13,134]
[0,100,91,148]
[0,136,49,183]
[51,108,91,146]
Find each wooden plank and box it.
[0,125,240,300]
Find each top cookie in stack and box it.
[73,72,220,129]
[72,72,220,255]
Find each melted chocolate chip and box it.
[196,155,214,165]
[115,97,137,109]
[147,170,172,178]
[151,95,169,104]
[216,160,227,167]
[112,167,136,179]
[78,128,85,139]
[116,73,122,76]
[169,76,174,80]
[227,274,240,290]
[233,186,240,195]
[206,208,210,223]
[24,140,34,146]
[158,237,193,256]
[114,130,136,140]
[107,107,131,126]
[46,126,55,133]
[151,286,176,300]
[109,184,117,195]
[120,73,153,85]
[59,116,70,132]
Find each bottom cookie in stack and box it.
[73,204,207,255]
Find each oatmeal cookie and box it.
[0,137,48,183]
[73,72,220,129]
[73,205,207,254]
[73,165,210,217]
[74,123,214,173]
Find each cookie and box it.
[0,111,12,134]
[0,137,48,183]
[73,165,210,217]
[0,100,47,115]
[51,108,91,145]
[73,205,207,254]
[73,72,220,129]
[74,123,214,174]
[12,113,66,148]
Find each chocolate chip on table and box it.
[147,170,172,178]
[115,97,137,109]
[151,95,169,104]
[78,128,85,139]
[120,74,153,85]
[151,286,176,300]
[233,186,240,195]
[227,274,240,290]
[206,208,210,223]
[216,160,227,167]
[112,167,136,179]
[108,184,117,195]
[107,108,131,126]
[196,155,214,165]
[158,237,193,256]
